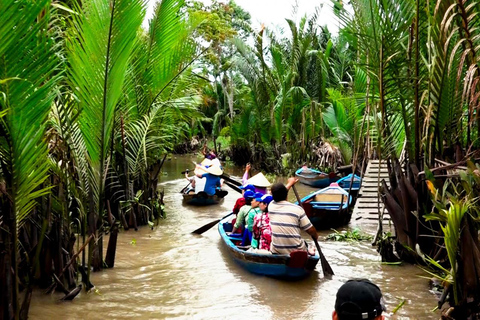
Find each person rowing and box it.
[194,160,223,196]
[268,178,317,255]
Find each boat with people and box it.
[298,182,352,230]
[181,158,227,206]
[295,167,338,188]
[218,215,320,279]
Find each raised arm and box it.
[285,177,299,190]
[242,163,251,185]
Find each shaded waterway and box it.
[29,155,440,319]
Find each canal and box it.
[28,155,439,319]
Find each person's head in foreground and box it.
[333,279,386,320]
[271,183,288,202]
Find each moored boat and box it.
[182,189,227,206]
[298,183,352,230]
[336,173,362,197]
[295,167,338,188]
[218,215,319,279]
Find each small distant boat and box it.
[299,183,352,230]
[295,167,338,188]
[218,215,319,280]
[182,189,228,206]
[337,174,362,197]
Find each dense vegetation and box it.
[2,0,480,319]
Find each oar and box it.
[191,212,234,235]
[180,181,192,194]
[180,169,193,193]
[223,180,242,193]
[291,184,334,277]
[221,172,242,187]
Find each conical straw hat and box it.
[200,158,213,167]
[247,172,271,187]
[204,164,223,176]
[194,158,223,176]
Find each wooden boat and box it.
[299,183,352,230]
[336,174,362,197]
[295,167,338,188]
[218,215,319,279]
[182,189,227,206]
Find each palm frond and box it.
[68,0,146,209]
[0,0,60,227]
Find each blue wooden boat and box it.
[182,190,227,206]
[336,174,362,197]
[295,167,338,188]
[298,183,352,230]
[218,215,319,279]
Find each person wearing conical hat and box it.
[194,161,223,196]
[246,172,270,194]
[241,163,270,194]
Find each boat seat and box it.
[236,245,251,251]
[312,204,344,210]
[228,234,243,242]
[287,250,308,268]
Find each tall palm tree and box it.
[0,1,61,318]
[67,0,146,270]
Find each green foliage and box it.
[68,0,146,212]
[0,0,60,228]
[326,228,373,242]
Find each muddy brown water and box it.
[29,155,440,319]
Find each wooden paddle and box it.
[223,180,242,193]
[191,212,234,235]
[291,184,335,277]
[220,172,242,187]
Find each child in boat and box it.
[231,190,255,235]
[246,192,264,247]
[252,194,273,250]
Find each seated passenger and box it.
[245,172,270,195]
[184,169,207,194]
[268,179,319,254]
[194,163,222,196]
[252,194,273,250]
[245,192,264,247]
[231,190,254,234]
[233,184,255,216]
[184,169,196,194]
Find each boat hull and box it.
[302,202,352,230]
[182,190,227,206]
[337,174,361,198]
[299,183,352,230]
[218,216,319,280]
[295,168,338,188]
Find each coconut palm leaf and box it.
[67,0,146,211]
[0,0,60,228]
[125,96,201,181]
[131,0,198,115]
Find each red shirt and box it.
[233,197,246,215]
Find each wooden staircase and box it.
[352,160,392,223]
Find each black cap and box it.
[335,279,385,320]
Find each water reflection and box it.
[28,155,439,320]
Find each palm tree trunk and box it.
[414,0,420,167]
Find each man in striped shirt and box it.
[268,178,318,254]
